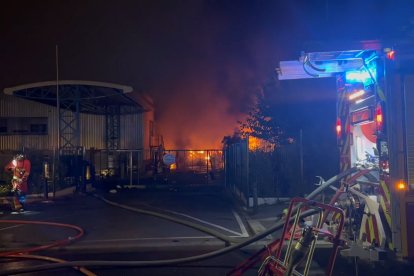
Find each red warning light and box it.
[386,50,395,60]
[380,160,389,171]
[336,118,342,137]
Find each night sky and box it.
[1,0,413,149]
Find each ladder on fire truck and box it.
[228,197,346,276]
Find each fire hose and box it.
[0,167,358,275]
[0,220,84,257]
[6,254,96,276]
[0,219,95,275]
[93,193,243,245]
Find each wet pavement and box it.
[0,186,268,275]
[1,189,248,253]
[1,187,410,275]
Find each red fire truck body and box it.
[278,40,414,261]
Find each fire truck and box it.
[277,40,414,263]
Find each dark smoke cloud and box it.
[2,0,411,149]
[0,0,272,150]
[145,1,282,149]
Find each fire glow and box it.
[156,89,243,149]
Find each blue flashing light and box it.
[345,63,377,85]
[19,195,26,203]
[346,70,371,83]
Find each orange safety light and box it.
[336,118,342,138]
[376,103,383,131]
[396,180,407,191]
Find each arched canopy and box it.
[3,80,152,114]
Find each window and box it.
[0,117,48,135]
[0,119,6,133]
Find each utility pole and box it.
[54,45,60,198]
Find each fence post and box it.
[129,151,133,186]
[245,137,251,208]
[206,150,209,185]
[137,150,140,186]
[43,159,50,200]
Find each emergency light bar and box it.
[346,71,371,83]
[345,63,377,85]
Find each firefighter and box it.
[4,153,31,213]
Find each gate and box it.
[90,148,150,188]
[164,150,225,186]
[225,140,249,205]
[225,138,301,208]
[90,149,225,188]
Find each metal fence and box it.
[0,147,227,196]
[225,139,301,208]
[91,149,225,188]
[163,150,224,186]
[0,141,305,200]
[91,148,151,187]
[0,148,151,195]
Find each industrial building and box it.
[0,80,158,194]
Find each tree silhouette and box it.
[239,76,291,147]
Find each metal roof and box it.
[3,80,152,115]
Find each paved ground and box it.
[1,186,408,275]
[0,185,280,275]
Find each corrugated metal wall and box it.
[79,113,106,149]
[120,113,143,149]
[0,95,58,150]
[0,94,145,151]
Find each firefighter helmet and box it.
[14,154,24,161]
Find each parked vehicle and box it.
[278,40,414,262]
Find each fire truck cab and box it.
[277,40,414,262]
